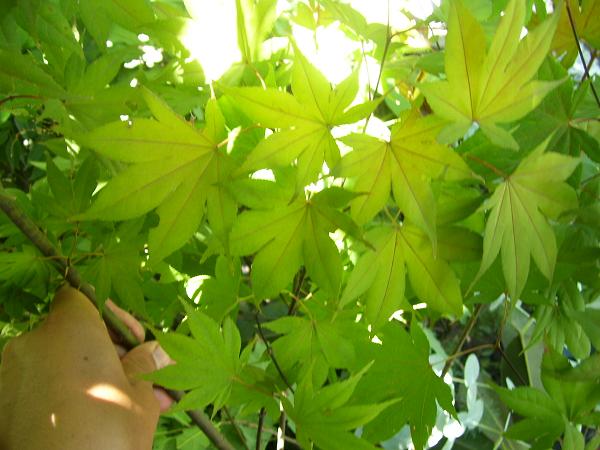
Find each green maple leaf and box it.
[283,363,395,450]
[353,322,457,450]
[335,110,473,247]
[146,305,242,412]
[0,246,51,289]
[86,239,146,316]
[223,44,379,190]
[341,224,463,328]
[517,58,600,161]
[230,187,360,299]
[473,148,579,301]
[75,88,236,261]
[493,350,599,449]
[421,0,562,149]
[264,306,361,385]
[494,385,564,449]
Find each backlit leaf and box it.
[76,88,237,261]
[421,0,562,148]
[336,110,473,246]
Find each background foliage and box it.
[0,0,599,449]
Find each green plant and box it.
[0,0,598,449]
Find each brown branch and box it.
[565,3,600,108]
[165,390,235,450]
[0,189,236,450]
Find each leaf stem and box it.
[0,188,236,450]
[565,3,600,108]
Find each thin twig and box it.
[0,189,236,450]
[582,51,597,82]
[442,304,483,376]
[254,314,295,393]
[442,343,495,362]
[256,407,266,450]
[565,3,600,108]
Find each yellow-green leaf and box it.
[421,0,562,148]
[473,150,579,300]
[77,89,235,261]
[337,111,473,247]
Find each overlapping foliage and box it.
[0,0,598,449]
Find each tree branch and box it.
[0,189,236,450]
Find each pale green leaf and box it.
[78,89,233,261]
[303,209,342,297]
[79,156,200,220]
[223,86,316,128]
[336,135,391,224]
[237,124,322,175]
[444,0,486,120]
[329,69,359,119]
[474,151,579,300]
[337,112,473,245]
[292,42,332,122]
[400,225,463,316]
[80,119,209,162]
[149,173,208,262]
[341,227,406,330]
